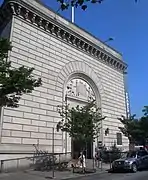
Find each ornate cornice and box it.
[0,0,127,73]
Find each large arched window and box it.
[66,78,96,103]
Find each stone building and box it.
[0,0,129,159]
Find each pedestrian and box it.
[95,151,100,168]
[79,151,86,169]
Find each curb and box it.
[60,170,108,180]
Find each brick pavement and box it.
[0,162,110,180]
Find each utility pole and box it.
[65,94,68,154]
[52,127,55,178]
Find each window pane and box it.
[117,133,122,145]
[138,151,148,157]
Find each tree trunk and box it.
[128,137,135,151]
[85,141,87,159]
[141,138,146,147]
[129,142,135,151]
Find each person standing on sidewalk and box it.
[79,152,86,169]
[95,151,100,168]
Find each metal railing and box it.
[0,150,126,174]
[0,152,71,173]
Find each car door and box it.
[136,151,143,168]
[137,151,148,169]
[142,151,148,169]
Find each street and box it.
[0,170,148,180]
[69,171,148,180]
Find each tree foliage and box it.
[142,106,148,117]
[139,106,148,145]
[57,100,106,144]
[118,107,148,146]
[118,115,141,144]
[0,38,42,108]
[57,0,138,11]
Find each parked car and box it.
[112,150,148,173]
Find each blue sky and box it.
[0,0,147,117]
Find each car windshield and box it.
[127,151,137,158]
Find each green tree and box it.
[138,117,148,146]
[142,106,148,117]
[118,108,148,150]
[57,0,138,11]
[118,115,141,150]
[57,100,106,150]
[138,106,148,146]
[0,38,41,108]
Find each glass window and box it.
[137,151,148,157]
[116,133,122,145]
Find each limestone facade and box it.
[0,0,129,156]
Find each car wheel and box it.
[132,163,137,173]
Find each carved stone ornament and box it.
[66,79,95,102]
[0,0,127,73]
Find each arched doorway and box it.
[56,61,104,158]
[65,78,98,159]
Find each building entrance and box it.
[65,78,96,159]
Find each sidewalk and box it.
[0,162,110,180]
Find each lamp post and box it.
[104,37,114,43]
[57,94,68,154]
[52,127,55,179]
[65,94,68,154]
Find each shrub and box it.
[101,144,121,163]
